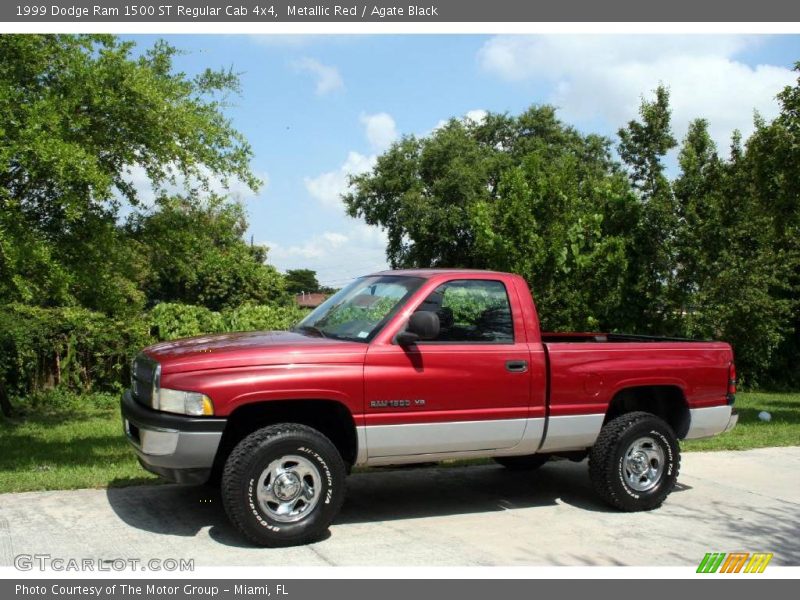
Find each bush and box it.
[147,302,307,341]
[442,287,507,327]
[147,303,224,341]
[222,304,308,334]
[0,304,150,399]
[0,301,308,406]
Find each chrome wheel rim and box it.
[256,455,321,523]
[623,436,665,492]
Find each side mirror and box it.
[395,311,440,346]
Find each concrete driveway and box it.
[0,447,798,567]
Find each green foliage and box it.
[0,34,301,408]
[146,303,224,341]
[617,86,681,333]
[0,301,308,402]
[672,119,794,386]
[319,297,397,329]
[0,34,260,314]
[346,74,800,387]
[1,35,798,393]
[681,392,800,451]
[222,304,308,334]
[127,196,287,311]
[148,302,307,341]
[0,389,160,493]
[284,269,322,295]
[0,304,151,398]
[17,388,121,416]
[346,106,638,332]
[441,286,507,327]
[617,86,677,197]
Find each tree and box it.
[0,34,260,314]
[617,86,680,334]
[345,106,640,331]
[670,119,793,385]
[728,64,800,386]
[284,269,322,295]
[762,65,800,387]
[127,196,287,311]
[672,118,724,311]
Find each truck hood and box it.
[144,330,368,374]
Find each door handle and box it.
[505,360,528,373]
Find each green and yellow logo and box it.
[697,552,773,573]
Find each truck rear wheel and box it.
[494,454,550,471]
[589,412,680,512]
[221,423,346,547]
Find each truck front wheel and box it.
[589,412,680,512]
[221,423,346,547]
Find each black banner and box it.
[3,579,795,600]
[3,0,800,22]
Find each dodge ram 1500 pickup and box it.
[121,269,738,546]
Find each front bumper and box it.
[121,390,226,484]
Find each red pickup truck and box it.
[121,269,738,546]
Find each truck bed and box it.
[540,333,733,432]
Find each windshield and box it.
[293,275,424,342]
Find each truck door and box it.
[363,277,536,459]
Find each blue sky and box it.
[124,34,799,287]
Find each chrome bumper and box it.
[685,405,737,440]
[121,390,226,484]
[723,409,739,434]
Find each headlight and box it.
[155,388,215,416]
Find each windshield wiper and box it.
[294,324,328,338]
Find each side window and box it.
[415,279,514,343]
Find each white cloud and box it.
[465,109,488,124]
[321,231,348,247]
[292,57,344,95]
[117,163,265,215]
[294,111,399,279]
[432,108,488,132]
[304,111,400,208]
[478,35,795,150]
[304,151,375,208]
[360,112,398,151]
[266,222,390,286]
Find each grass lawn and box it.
[0,390,798,494]
[681,391,800,451]
[0,391,159,494]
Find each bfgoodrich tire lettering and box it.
[221,423,346,547]
[589,412,680,512]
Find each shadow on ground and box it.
[93,455,800,563]
[106,460,610,548]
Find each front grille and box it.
[131,354,159,407]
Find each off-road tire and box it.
[494,454,550,471]
[589,411,680,512]
[221,423,346,547]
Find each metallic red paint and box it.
[143,270,733,423]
